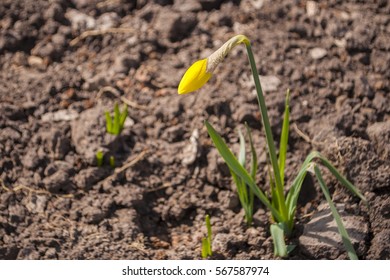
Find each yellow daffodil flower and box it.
[178,35,250,95]
[178,59,212,94]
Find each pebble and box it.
[259,75,281,92]
[309,47,327,60]
[306,1,318,17]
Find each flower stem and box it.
[245,43,288,220]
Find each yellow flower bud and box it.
[178,58,212,95]
[178,35,250,95]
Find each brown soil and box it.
[0,0,389,260]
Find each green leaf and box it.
[96,150,104,167]
[317,154,367,203]
[286,151,318,220]
[205,120,283,222]
[113,103,120,135]
[314,165,359,260]
[119,104,128,132]
[245,44,287,220]
[278,89,290,186]
[201,237,209,259]
[105,111,112,134]
[109,156,115,168]
[270,223,287,257]
[245,124,257,181]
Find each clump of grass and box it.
[178,35,366,259]
[201,214,212,259]
[105,103,128,135]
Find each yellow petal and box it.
[178,59,212,94]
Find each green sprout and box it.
[178,35,366,259]
[96,150,104,167]
[201,214,212,259]
[109,156,115,168]
[105,103,128,135]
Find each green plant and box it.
[105,103,128,135]
[178,35,366,259]
[96,150,104,167]
[231,125,256,225]
[109,155,115,168]
[201,214,212,259]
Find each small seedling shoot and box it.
[201,214,212,259]
[96,150,104,167]
[105,103,128,135]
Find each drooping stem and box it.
[245,43,288,220]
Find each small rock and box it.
[161,124,185,142]
[309,47,327,60]
[306,1,318,17]
[154,9,198,42]
[8,204,26,224]
[174,0,202,12]
[74,167,110,191]
[181,129,199,166]
[22,148,44,170]
[42,170,73,193]
[112,54,140,74]
[44,248,58,259]
[42,127,71,160]
[25,195,47,214]
[65,9,96,31]
[218,190,239,210]
[299,203,369,259]
[212,233,246,254]
[41,109,79,122]
[259,75,281,92]
[366,120,390,161]
[368,230,390,259]
[96,12,120,30]
[206,149,230,185]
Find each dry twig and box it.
[97,86,147,110]
[70,27,135,47]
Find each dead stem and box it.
[102,148,149,183]
[0,179,74,198]
[70,27,135,47]
[97,86,147,110]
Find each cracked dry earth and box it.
[0,0,389,259]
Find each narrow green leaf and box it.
[318,154,367,203]
[201,238,209,259]
[245,44,287,219]
[246,124,256,225]
[109,156,115,168]
[96,150,104,167]
[205,121,283,222]
[113,103,120,135]
[245,124,258,181]
[278,89,290,186]
[270,223,287,257]
[105,111,112,134]
[314,165,359,260]
[286,151,319,218]
[238,128,246,167]
[119,104,128,132]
